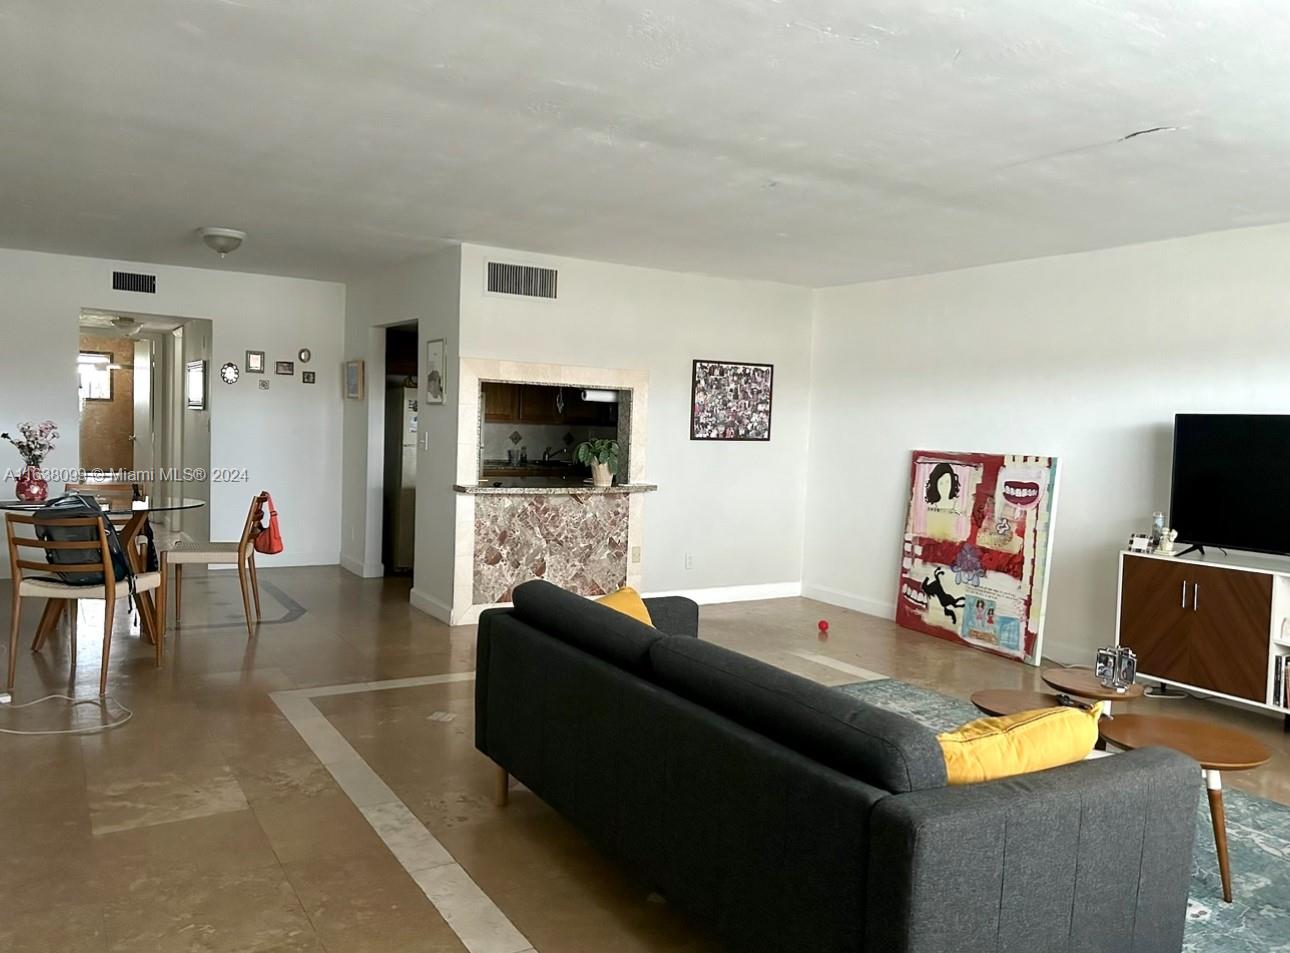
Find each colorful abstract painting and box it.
[896,451,1060,666]
[690,360,773,441]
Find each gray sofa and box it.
[476,580,1200,953]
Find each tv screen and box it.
[1170,413,1290,556]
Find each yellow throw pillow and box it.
[596,587,654,627]
[937,703,1103,785]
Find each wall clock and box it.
[298,348,312,364]
[220,362,240,384]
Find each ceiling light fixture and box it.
[199,227,246,258]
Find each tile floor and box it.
[0,566,1286,952]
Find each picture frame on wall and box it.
[344,359,365,400]
[245,350,266,374]
[302,371,316,384]
[425,338,446,405]
[690,359,774,441]
[185,360,207,410]
[275,361,295,376]
[77,351,114,401]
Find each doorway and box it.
[77,310,212,541]
[382,323,418,575]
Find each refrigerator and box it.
[383,385,418,573]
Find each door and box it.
[1119,555,1193,683]
[1188,565,1271,702]
[132,339,154,486]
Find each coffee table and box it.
[970,689,1064,717]
[1041,666,1144,715]
[1098,713,1271,903]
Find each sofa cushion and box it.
[649,637,947,793]
[512,579,662,673]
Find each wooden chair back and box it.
[238,493,270,557]
[4,511,116,598]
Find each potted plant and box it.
[2,420,59,502]
[575,438,619,488]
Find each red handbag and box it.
[253,492,284,555]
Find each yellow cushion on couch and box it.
[937,703,1103,785]
[596,587,654,627]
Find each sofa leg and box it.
[494,764,509,807]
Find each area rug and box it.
[838,679,1290,953]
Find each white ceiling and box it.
[4,0,1290,286]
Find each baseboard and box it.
[1036,636,1090,667]
[409,587,453,623]
[340,553,384,578]
[800,584,896,620]
[643,581,802,605]
[451,601,505,626]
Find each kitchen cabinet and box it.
[482,382,619,427]
[563,391,619,426]
[482,382,519,422]
[518,387,564,424]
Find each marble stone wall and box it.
[473,493,629,604]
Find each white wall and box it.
[458,243,814,594]
[340,246,461,613]
[0,248,346,573]
[803,222,1290,662]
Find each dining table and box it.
[0,495,206,647]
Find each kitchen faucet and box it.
[543,447,571,461]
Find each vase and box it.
[15,465,47,502]
[590,461,613,488]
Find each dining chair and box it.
[5,511,163,696]
[161,492,268,639]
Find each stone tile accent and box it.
[472,494,629,604]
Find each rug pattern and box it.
[837,679,1290,953]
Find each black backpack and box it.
[35,493,136,593]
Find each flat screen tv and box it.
[1170,413,1290,557]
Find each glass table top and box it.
[0,497,206,516]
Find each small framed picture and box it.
[258,379,270,390]
[344,359,365,400]
[77,351,114,401]
[426,338,446,405]
[275,361,295,376]
[302,371,316,384]
[245,350,266,374]
[186,360,207,410]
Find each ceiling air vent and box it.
[112,271,156,294]
[486,261,557,299]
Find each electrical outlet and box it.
[684,553,694,570]
[631,546,641,563]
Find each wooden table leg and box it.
[119,513,157,646]
[1206,769,1233,903]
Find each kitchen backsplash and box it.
[480,422,617,462]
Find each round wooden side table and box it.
[1098,713,1271,904]
[970,689,1065,717]
[1041,667,1144,715]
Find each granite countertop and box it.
[454,482,658,495]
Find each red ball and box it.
[817,619,829,632]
